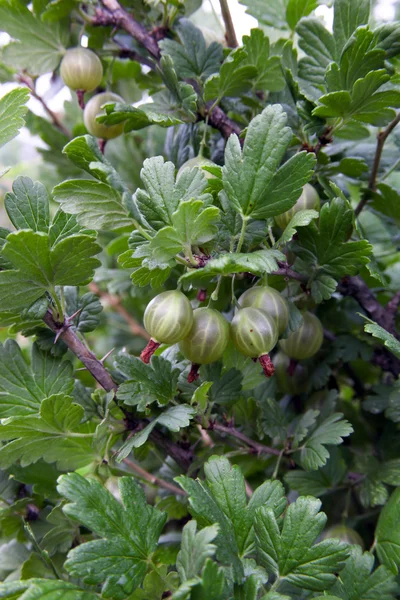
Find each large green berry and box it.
[144,290,193,344]
[179,307,229,365]
[279,312,323,360]
[60,47,103,92]
[177,156,216,180]
[238,286,289,335]
[322,525,364,548]
[274,183,320,229]
[274,351,309,394]
[83,92,125,139]
[231,307,278,377]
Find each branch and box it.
[18,75,71,139]
[273,261,308,283]
[206,103,241,138]
[123,458,186,495]
[219,0,238,48]
[355,112,400,216]
[89,282,150,340]
[208,421,281,456]
[43,310,117,391]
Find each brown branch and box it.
[273,261,308,283]
[219,0,238,48]
[206,103,241,138]
[89,282,150,340]
[18,74,71,139]
[355,112,400,216]
[208,422,280,456]
[123,458,186,495]
[43,310,117,391]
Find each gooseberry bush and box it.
[1,0,400,597]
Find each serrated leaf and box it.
[372,183,400,223]
[204,47,258,101]
[115,353,180,409]
[296,413,353,470]
[63,287,102,333]
[286,0,317,30]
[333,0,370,54]
[160,18,223,81]
[4,176,50,232]
[149,55,197,121]
[0,395,94,469]
[0,340,73,417]
[296,18,336,88]
[180,249,284,283]
[48,209,96,246]
[58,474,167,599]
[239,0,288,29]
[255,496,349,591]
[222,104,315,219]
[330,545,397,600]
[117,404,196,459]
[98,101,183,132]
[376,487,400,574]
[0,0,68,75]
[276,209,319,246]
[284,449,347,496]
[363,321,400,359]
[149,200,219,262]
[242,29,285,92]
[0,579,99,599]
[176,520,218,581]
[0,87,29,149]
[52,179,133,230]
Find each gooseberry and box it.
[273,351,309,394]
[177,156,216,180]
[231,307,278,377]
[279,312,323,360]
[83,92,125,140]
[274,183,320,230]
[60,47,103,104]
[322,525,364,548]
[238,286,289,335]
[179,307,230,382]
[140,290,194,363]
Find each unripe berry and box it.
[322,525,364,548]
[60,47,103,92]
[140,291,193,363]
[179,308,229,366]
[177,156,216,180]
[83,92,125,139]
[274,183,320,229]
[279,312,323,360]
[231,307,278,377]
[238,286,289,335]
[273,351,309,394]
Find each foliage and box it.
[0,0,400,597]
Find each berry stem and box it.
[140,339,161,363]
[259,354,275,377]
[188,363,200,383]
[76,89,85,109]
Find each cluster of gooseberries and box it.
[140,286,323,384]
[60,47,125,141]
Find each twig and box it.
[273,262,308,283]
[355,112,400,216]
[113,43,156,69]
[219,0,238,47]
[43,310,117,391]
[208,422,280,456]
[18,74,71,139]
[89,282,150,340]
[123,458,186,495]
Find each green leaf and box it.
[135,156,210,230]
[276,209,319,247]
[149,200,219,262]
[239,0,288,29]
[296,413,353,470]
[117,404,196,459]
[98,102,182,132]
[52,179,133,230]
[180,249,284,283]
[4,176,50,232]
[0,0,68,75]
[286,0,317,30]
[222,104,315,219]
[204,48,258,102]
[176,520,218,581]
[363,321,400,359]
[296,18,336,87]
[284,449,347,496]
[58,473,167,599]
[0,340,73,417]
[149,55,197,122]
[48,209,96,246]
[115,353,180,409]
[0,395,95,469]
[255,496,349,591]
[160,18,223,81]
[333,0,370,54]
[0,87,29,149]
[330,545,397,600]
[0,579,99,599]
[296,198,372,280]
[372,183,400,223]
[376,487,400,574]
[242,29,285,92]
[63,287,102,333]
